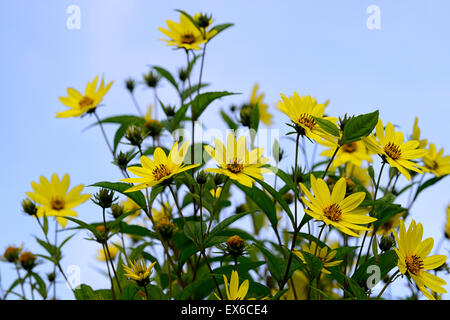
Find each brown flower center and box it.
[384,142,401,160]
[180,33,196,44]
[342,142,358,153]
[227,160,244,173]
[152,164,171,181]
[297,113,316,130]
[78,96,94,108]
[51,197,65,211]
[323,203,342,222]
[405,254,423,275]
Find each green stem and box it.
[102,208,122,293]
[376,269,400,299]
[354,161,386,273]
[94,111,114,156]
[322,145,340,179]
[14,264,26,299]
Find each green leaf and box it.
[255,177,295,226]
[119,222,158,239]
[113,123,132,154]
[42,213,48,236]
[253,242,284,283]
[183,221,206,247]
[204,211,252,247]
[298,251,323,279]
[63,217,102,239]
[89,181,147,211]
[210,23,234,39]
[74,284,96,300]
[31,272,47,299]
[233,182,278,229]
[181,83,209,101]
[312,116,340,137]
[352,250,398,291]
[220,109,238,130]
[249,103,260,133]
[192,91,239,120]
[153,66,179,92]
[119,284,142,300]
[175,9,201,31]
[340,110,379,145]
[172,102,191,128]
[412,175,447,202]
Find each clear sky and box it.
[1,0,449,299]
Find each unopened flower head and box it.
[123,259,157,287]
[19,251,37,271]
[3,244,23,263]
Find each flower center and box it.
[227,159,244,173]
[323,203,342,222]
[297,113,316,130]
[78,96,94,108]
[152,164,171,181]
[342,142,358,153]
[51,197,65,211]
[384,142,401,160]
[405,254,423,275]
[180,33,196,44]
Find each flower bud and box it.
[110,203,125,219]
[165,105,176,117]
[143,71,160,88]
[19,251,37,271]
[3,245,22,263]
[194,13,213,28]
[155,217,175,241]
[239,104,252,127]
[379,234,395,252]
[283,192,294,205]
[47,272,56,283]
[125,125,145,147]
[196,171,208,185]
[225,235,246,258]
[22,199,38,216]
[144,119,163,138]
[178,68,189,82]
[125,78,135,93]
[92,188,118,209]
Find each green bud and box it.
[92,188,118,209]
[125,125,145,147]
[379,234,395,252]
[196,171,208,185]
[143,71,160,88]
[22,199,38,216]
[110,204,124,219]
[125,78,135,93]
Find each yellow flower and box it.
[96,243,119,261]
[210,186,222,199]
[300,175,376,237]
[293,242,343,274]
[122,198,141,222]
[321,140,372,169]
[158,14,209,50]
[215,270,249,300]
[344,164,371,187]
[412,117,428,149]
[204,133,271,187]
[151,201,172,224]
[250,84,272,126]
[393,219,447,300]
[57,76,113,118]
[361,119,427,180]
[123,259,157,285]
[446,204,450,239]
[422,143,450,177]
[26,174,91,228]
[121,141,200,192]
[277,92,337,143]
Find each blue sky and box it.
[1,0,449,299]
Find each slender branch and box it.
[322,145,340,179]
[376,270,400,299]
[94,111,114,156]
[102,208,122,293]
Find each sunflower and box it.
[375,212,404,236]
[393,219,447,300]
[422,143,450,177]
[445,204,450,239]
[57,76,113,118]
[299,175,376,237]
[151,201,172,224]
[361,119,427,180]
[344,164,371,187]
[277,92,337,143]
[158,14,208,50]
[96,243,119,261]
[250,84,272,126]
[215,270,249,300]
[204,133,271,187]
[293,242,343,274]
[26,174,91,228]
[123,259,157,287]
[321,140,372,169]
[122,198,142,223]
[121,141,200,192]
